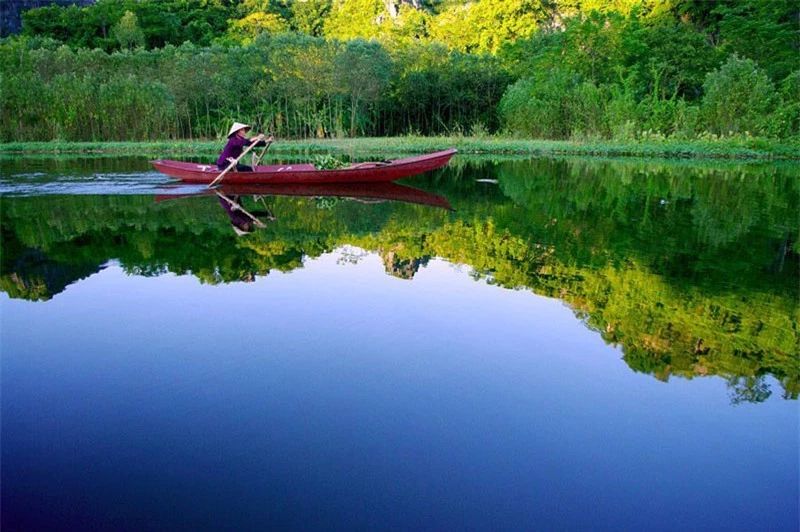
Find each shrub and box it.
[701,54,778,136]
[499,70,574,139]
[771,70,800,138]
[567,81,608,139]
[605,75,641,141]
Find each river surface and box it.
[1,154,798,530]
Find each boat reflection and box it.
[155,182,453,215]
[156,182,452,236]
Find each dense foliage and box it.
[1,156,798,401]
[1,0,797,142]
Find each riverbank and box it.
[2,135,799,160]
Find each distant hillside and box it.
[0,0,94,37]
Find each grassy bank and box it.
[2,136,799,160]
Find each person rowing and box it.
[216,122,273,172]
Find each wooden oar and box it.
[215,191,267,228]
[208,137,263,188]
[251,137,274,168]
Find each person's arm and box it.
[250,133,270,147]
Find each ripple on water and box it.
[0,171,184,196]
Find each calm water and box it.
[1,155,798,530]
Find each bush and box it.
[567,81,608,139]
[605,75,641,141]
[771,70,800,138]
[701,54,778,136]
[500,75,569,139]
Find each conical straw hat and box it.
[227,122,251,137]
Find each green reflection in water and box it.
[1,156,798,402]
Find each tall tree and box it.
[429,0,551,54]
[335,38,392,135]
[701,54,778,136]
[291,0,332,36]
[324,0,387,40]
[111,10,144,50]
[713,0,800,82]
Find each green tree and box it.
[324,0,386,40]
[499,71,580,139]
[259,33,340,138]
[111,10,145,50]
[429,0,548,54]
[335,38,392,136]
[701,54,778,136]
[291,0,333,36]
[636,18,720,100]
[713,0,800,82]
[773,70,800,138]
[384,3,433,45]
[222,12,290,45]
[21,0,235,51]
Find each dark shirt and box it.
[216,136,266,167]
[218,195,252,230]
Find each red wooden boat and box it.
[150,149,457,185]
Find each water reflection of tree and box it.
[0,229,103,301]
[1,157,797,401]
[490,158,799,402]
[728,376,774,405]
[380,250,430,280]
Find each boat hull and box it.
[150,149,457,185]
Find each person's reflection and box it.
[216,191,275,236]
